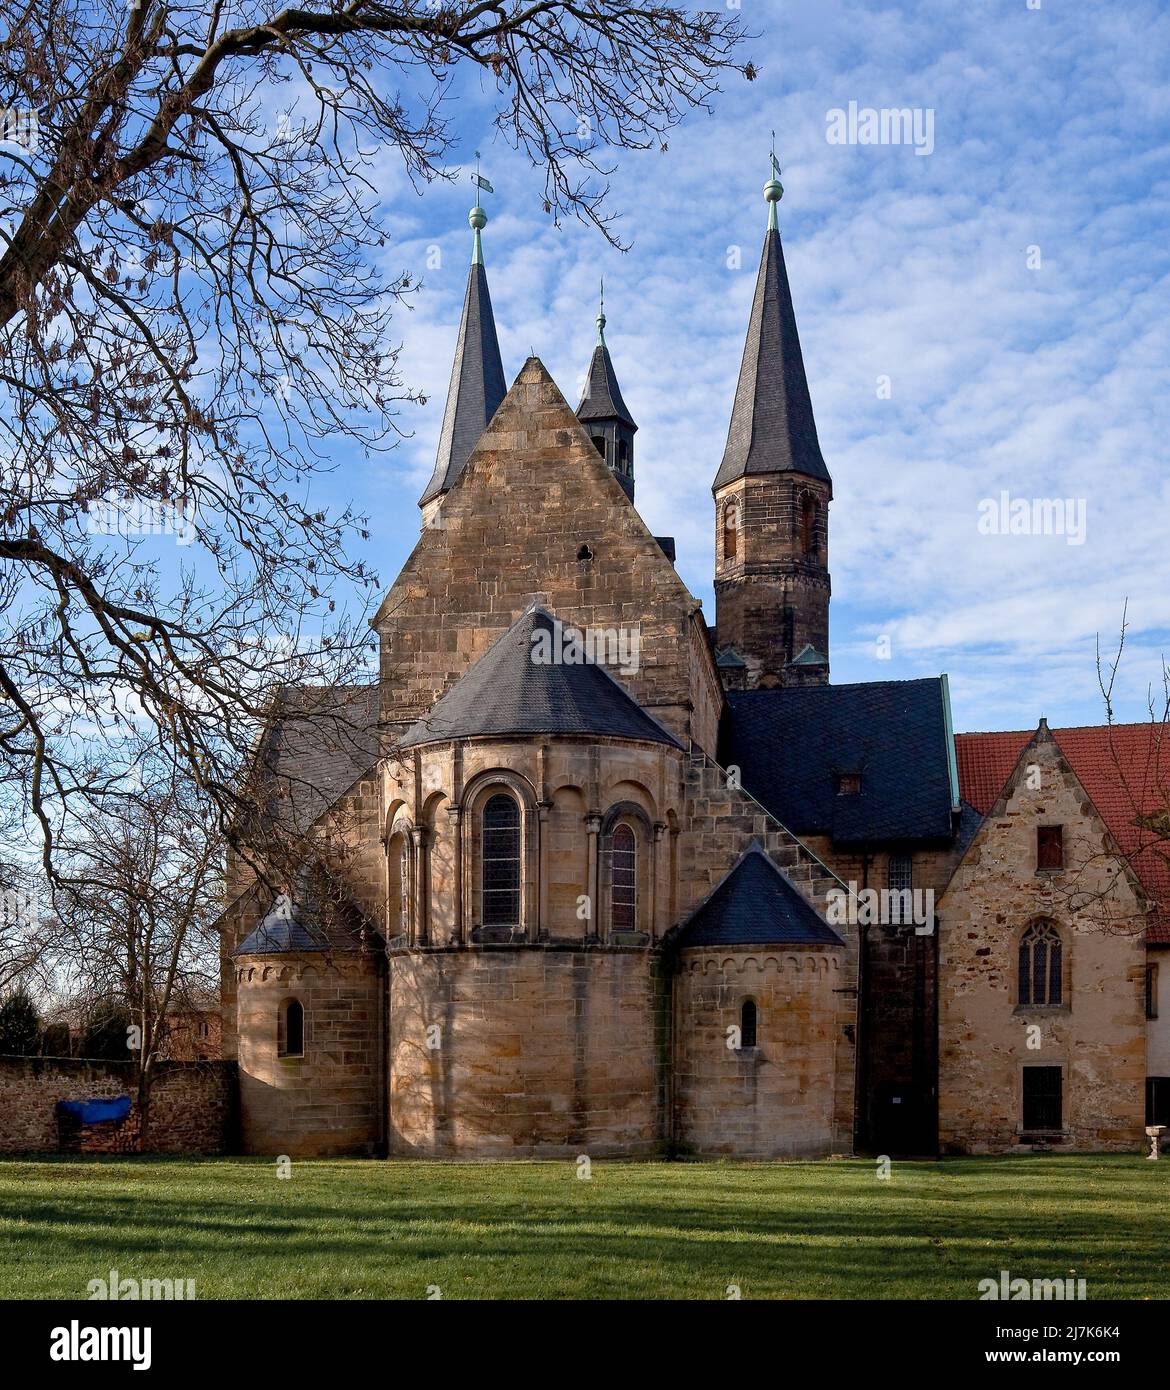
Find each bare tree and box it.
[49,754,224,1132]
[0,1,748,878]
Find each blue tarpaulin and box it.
[56,1096,132,1125]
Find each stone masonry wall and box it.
[938,729,1146,1153]
[673,947,843,1157]
[678,752,857,1153]
[373,359,722,755]
[236,950,383,1157]
[0,1057,236,1154]
[389,948,664,1158]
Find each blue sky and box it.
[341,0,1170,734]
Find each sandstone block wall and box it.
[372,360,722,754]
[389,947,664,1157]
[236,951,384,1157]
[673,947,842,1157]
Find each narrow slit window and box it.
[280,999,304,1058]
[740,999,757,1049]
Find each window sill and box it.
[1013,1005,1070,1015]
[1033,868,1064,877]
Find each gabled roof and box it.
[713,226,831,491]
[720,678,956,843]
[577,342,637,430]
[674,843,843,948]
[956,723,1170,942]
[255,684,380,835]
[400,604,681,749]
[419,258,507,505]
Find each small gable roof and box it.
[674,843,843,948]
[400,605,681,749]
[720,678,956,844]
[956,723,1170,942]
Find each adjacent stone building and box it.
[218,174,1169,1160]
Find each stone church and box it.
[219,173,1170,1161]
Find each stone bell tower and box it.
[713,163,832,690]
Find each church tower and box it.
[418,197,507,527]
[713,166,831,690]
[576,287,638,502]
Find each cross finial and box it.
[764,132,784,230]
[597,277,607,345]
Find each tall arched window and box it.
[618,439,629,475]
[1019,921,1063,1007]
[481,793,521,927]
[740,998,758,1049]
[387,831,410,939]
[723,501,739,562]
[610,822,637,931]
[279,998,304,1058]
[800,492,817,558]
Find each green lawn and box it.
[0,1154,1166,1300]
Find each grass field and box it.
[0,1154,1166,1300]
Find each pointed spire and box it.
[576,282,638,501]
[712,158,830,492]
[418,173,507,508]
[577,283,636,431]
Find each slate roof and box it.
[720,678,957,843]
[419,259,507,505]
[234,894,330,955]
[956,724,1170,943]
[674,843,843,948]
[577,342,637,430]
[255,684,380,836]
[713,227,831,491]
[400,605,681,749]
[234,864,371,956]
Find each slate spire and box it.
[712,166,830,490]
[418,197,507,508]
[576,282,638,501]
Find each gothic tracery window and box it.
[1018,920,1063,1007]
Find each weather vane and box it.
[472,150,494,198]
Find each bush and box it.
[80,998,132,1060]
[0,987,41,1055]
[40,1022,72,1057]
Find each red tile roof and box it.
[955,724,1170,944]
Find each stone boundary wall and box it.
[0,1056,237,1155]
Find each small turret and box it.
[576,283,638,502]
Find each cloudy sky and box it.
[344,0,1170,735]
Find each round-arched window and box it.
[610,823,637,931]
[482,794,521,927]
